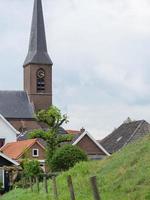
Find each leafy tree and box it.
[51,144,88,171]
[29,106,73,170]
[21,159,41,178]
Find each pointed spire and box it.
[24,0,53,67]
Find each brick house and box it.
[17,128,110,160]
[0,139,46,171]
[66,130,110,159]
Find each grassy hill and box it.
[2,135,150,200]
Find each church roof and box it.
[23,0,52,67]
[0,91,34,119]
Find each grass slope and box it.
[2,135,150,200]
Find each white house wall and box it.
[0,117,17,143]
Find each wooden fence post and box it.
[43,175,48,193]
[67,175,76,200]
[21,175,24,188]
[36,176,40,193]
[52,176,58,199]
[23,177,27,189]
[90,176,101,200]
[29,177,33,192]
[24,178,27,189]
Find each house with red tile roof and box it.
[66,128,85,135]
[66,130,81,135]
[0,139,46,171]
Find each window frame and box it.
[32,149,39,158]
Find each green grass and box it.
[2,135,150,200]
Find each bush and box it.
[21,159,42,178]
[51,144,88,171]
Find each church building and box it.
[0,0,52,132]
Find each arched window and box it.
[37,68,45,92]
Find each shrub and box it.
[51,144,88,171]
[21,159,42,178]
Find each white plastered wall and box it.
[0,115,18,143]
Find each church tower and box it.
[23,0,53,112]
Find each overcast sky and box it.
[1,0,150,139]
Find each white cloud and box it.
[1,0,150,139]
[64,102,150,139]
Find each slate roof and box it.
[100,120,150,154]
[24,0,52,66]
[0,91,34,119]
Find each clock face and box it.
[37,69,45,79]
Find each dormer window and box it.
[37,69,45,92]
[116,136,122,142]
[32,149,39,157]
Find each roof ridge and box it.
[101,120,147,144]
[0,143,10,151]
[15,139,38,159]
[122,120,144,147]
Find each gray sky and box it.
[1,0,150,139]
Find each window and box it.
[116,136,122,142]
[32,149,39,157]
[36,69,45,92]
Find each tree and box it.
[50,144,88,171]
[29,106,73,170]
[21,159,41,178]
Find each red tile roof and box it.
[0,139,44,160]
[66,130,81,135]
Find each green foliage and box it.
[3,135,150,200]
[36,106,68,128]
[0,182,3,190]
[50,144,88,171]
[28,106,73,170]
[28,129,47,141]
[21,159,41,178]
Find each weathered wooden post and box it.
[29,177,33,192]
[36,176,40,193]
[24,177,27,189]
[67,175,76,200]
[52,176,58,199]
[90,176,101,200]
[43,174,48,193]
[23,177,27,189]
[20,174,24,188]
